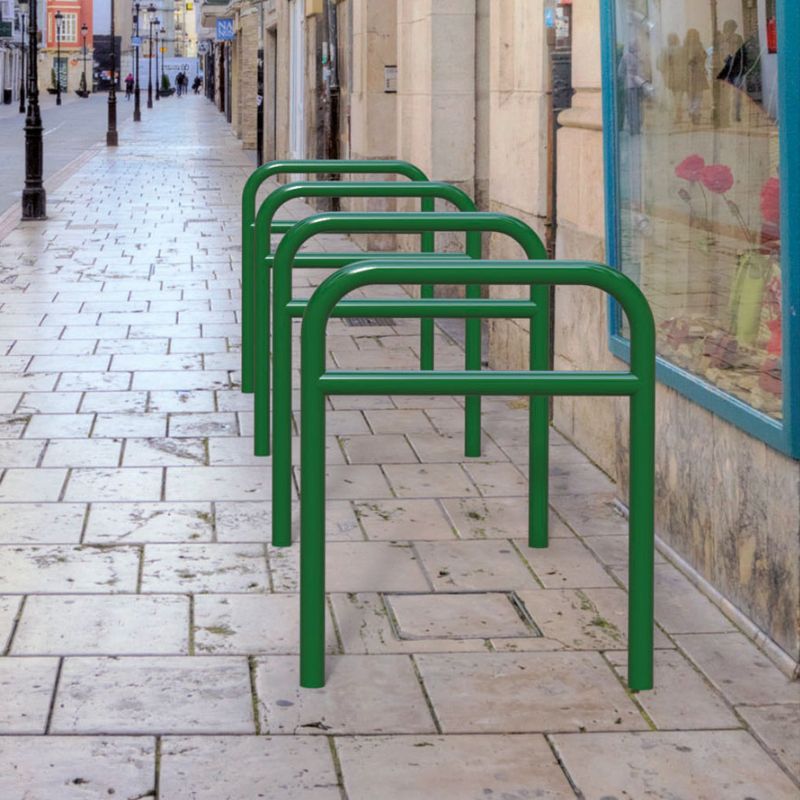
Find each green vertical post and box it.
[420,196,436,371]
[528,283,551,549]
[626,283,656,692]
[253,212,272,455]
[299,299,328,688]
[271,238,294,546]
[241,220,255,392]
[464,230,483,457]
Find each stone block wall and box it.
[486,0,549,367]
[237,7,260,150]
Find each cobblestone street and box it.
[0,97,797,798]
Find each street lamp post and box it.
[146,3,156,109]
[18,10,25,114]
[159,25,166,97]
[133,2,141,121]
[55,10,63,106]
[22,0,45,219]
[154,24,160,101]
[107,0,118,145]
[80,22,88,97]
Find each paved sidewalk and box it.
[0,97,797,799]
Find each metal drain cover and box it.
[344,318,395,327]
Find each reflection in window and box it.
[614,0,782,419]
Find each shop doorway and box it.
[265,26,278,162]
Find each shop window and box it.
[601,0,797,453]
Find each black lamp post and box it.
[18,8,26,114]
[79,22,88,97]
[146,3,156,109]
[154,23,160,100]
[55,10,63,106]
[107,0,118,145]
[22,0,45,219]
[159,25,165,96]
[133,2,141,121]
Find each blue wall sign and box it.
[216,18,235,41]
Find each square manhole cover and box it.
[385,591,541,641]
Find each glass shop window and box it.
[613,0,782,419]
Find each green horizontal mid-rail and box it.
[250,180,484,456]
[240,160,432,394]
[298,259,656,695]
[268,212,548,552]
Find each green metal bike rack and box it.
[269,212,548,549]
[298,259,656,692]
[250,180,482,456]
[241,160,433,393]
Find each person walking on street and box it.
[125,73,134,100]
[192,75,202,95]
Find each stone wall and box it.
[486,0,549,368]
[237,7,260,150]
[396,0,476,259]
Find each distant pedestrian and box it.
[125,73,134,100]
[192,75,202,94]
[177,72,189,97]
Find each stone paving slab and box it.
[12,594,190,655]
[337,734,576,799]
[159,736,340,800]
[0,657,59,733]
[0,596,20,650]
[0,736,156,800]
[0,545,140,593]
[551,730,800,799]
[51,656,255,734]
[194,593,338,655]
[415,651,648,733]
[675,631,800,706]
[141,543,268,593]
[255,654,437,735]
[737,703,800,776]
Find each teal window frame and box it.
[600,0,799,457]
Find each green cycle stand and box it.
[250,180,485,456]
[268,212,548,549]
[241,160,433,394]
[298,259,656,692]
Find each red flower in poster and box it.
[760,177,780,225]
[700,164,734,194]
[674,155,705,182]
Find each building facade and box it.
[0,0,28,106]
[41,0,92,94]
[207,0,799,675]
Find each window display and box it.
[611,0,783,419]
